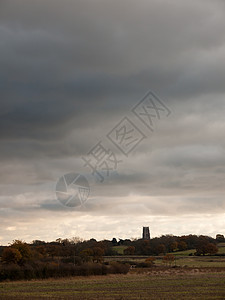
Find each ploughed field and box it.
[1,267,225,299]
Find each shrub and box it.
[23,264,35,280]
[0,264,24,281]
[0,260,130,281]
[2,248,22,264]
[145,257,155,266]
[109,262,130,274]
[162,254,175,266]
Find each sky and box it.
[1,0,225,245]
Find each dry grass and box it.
[1,269,225,299]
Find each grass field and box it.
[2,253,225,299]
[105,255,225,268]
[164,256,225,268]
[217,245,225,254]
[112,246,127,254]
[170,244,225,256]
[113,244,225,256]
[1,270,225,299]
[168,249,196,256]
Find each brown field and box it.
[1,266,225,299]
[2,254,225,299]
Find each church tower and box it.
[142,227,150,240]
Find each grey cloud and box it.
[1,0,225,244]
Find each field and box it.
[112,246,127,255]
[112,243,225,256]
[2,249,225,299]
[1,270,225,299]
[168,244,225,256]
[105,255,225,268]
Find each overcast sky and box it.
[1,0,225,245]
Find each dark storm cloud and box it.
[1,0,225,144]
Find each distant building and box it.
[142,227,150,240]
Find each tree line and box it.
[0,234,223,281]
[0,234,223,263]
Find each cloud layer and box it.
[1,0,225,244]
